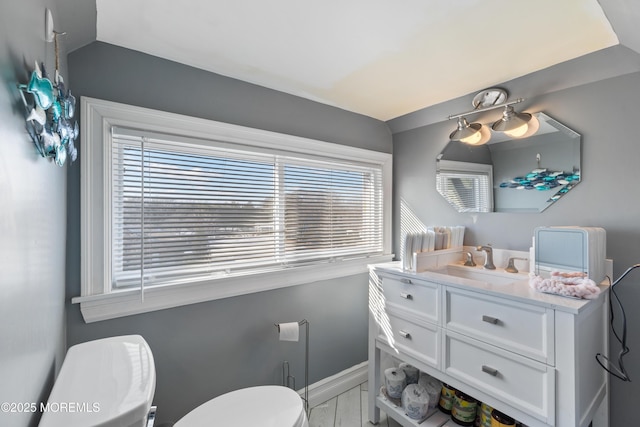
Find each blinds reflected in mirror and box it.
[436,160,493,213]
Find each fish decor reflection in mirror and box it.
[498,152,581,203]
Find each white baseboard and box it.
[298,361,368,408]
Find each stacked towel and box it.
[402,226,465,270]
[529,271,601,299]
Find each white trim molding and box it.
[76,97,393,322]
[300,361,368,409]
[74,255,391,323]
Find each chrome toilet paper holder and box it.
[275,319,309,415]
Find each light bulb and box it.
[504,123,529,138]
[462,125,491,145]
[519,115,540,138]
[460,131,483,145]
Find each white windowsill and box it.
[73,254,393,323]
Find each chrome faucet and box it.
[463,251,476,267]
[476,245,496,270]
[506,257,528,273]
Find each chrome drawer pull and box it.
[482,365,499,376]
[399,330,412,339]
[482,315,499,325]
[400,278,413,285]
[400,292,413,300]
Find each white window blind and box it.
[111,128,384,289]
[436,160,493,213]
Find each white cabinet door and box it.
[445,287,554,364]
[379,309,441,369]
[444,330,555,425]
[380,274,440,324]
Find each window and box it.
[436,160,493,212]
[111,128,384,289]
[75,98,392,322]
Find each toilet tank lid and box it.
[39,335,156,427]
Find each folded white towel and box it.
[529,271,601,299]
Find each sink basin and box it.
[425,264,527,286]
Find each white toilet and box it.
[39,335,309,427]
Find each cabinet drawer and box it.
[378,312,440,369]
[381,275,440,324]
[445,288,554,364]
[444,331,555,424]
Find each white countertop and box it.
[371,261,609,314]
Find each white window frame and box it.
[73,97,392,323]
[436,159,494,213]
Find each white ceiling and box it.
[95,0,618,121]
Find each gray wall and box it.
[7,4,638,425]
[66,42,392,424]
[392,70,640,426]
[0,1,68,427]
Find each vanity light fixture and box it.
[449,117,484,145]
[448,88,533,145]
[492,105,532,137]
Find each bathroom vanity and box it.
[368,259,610,427]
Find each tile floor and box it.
[308,382,402,427]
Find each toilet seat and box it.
[174,385,308,427]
